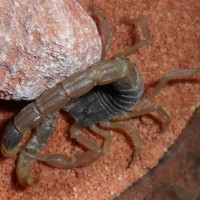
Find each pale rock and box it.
[0,0,102,100]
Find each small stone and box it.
[0,0,101,100]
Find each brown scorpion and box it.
[1,1,200,187]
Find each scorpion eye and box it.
[83,109,91,118]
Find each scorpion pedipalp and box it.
[16,113,58,187]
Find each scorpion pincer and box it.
[1,2,200,187]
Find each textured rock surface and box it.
[0,0,101,100]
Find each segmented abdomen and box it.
[94,79,143,118]
[65,63,144,127]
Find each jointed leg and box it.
[30,123,111,169]
[69,124,104,167]
[106,68,200,165]
[100,121,143,165]
[99,107,169,167]
[70,124,112,166]
[137,68,200,109]
[115,105,171,133]
[89,2,151,58]
[89,0,112,60]
[114,68,200,130]
[116,17,151,57]
[90,124,112,153]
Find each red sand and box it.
[0,0,200,199]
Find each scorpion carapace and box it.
[65,60,144,127]
[1,0,200,187]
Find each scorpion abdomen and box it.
[64,61,144,127]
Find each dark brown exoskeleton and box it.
[1,1,200,187]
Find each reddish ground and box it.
[0,0,199,199]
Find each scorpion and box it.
[1,1,200,187]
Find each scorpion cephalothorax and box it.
[1,1,200,187]
[65,60,144,127]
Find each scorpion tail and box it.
[1,122,22,157]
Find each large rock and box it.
[0,0,101,100]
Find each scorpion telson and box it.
[1,1,200,187]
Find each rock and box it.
[0,0,101,100]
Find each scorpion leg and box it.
[109,69,200,163]
[16,113,58,187]
[115,69,200,131]
[136,68,200,108]
[116,68,200,117]
[89,124,112,153]
[100,121,143,165]
[116,17,151,57]
[25,124,112,168]
[115,105,171,133]
[89,0,112,60]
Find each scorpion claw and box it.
[1,144,20,157]
[15,114,58,187]
[1,122,22,157]
[16,152,39,187]
[18,174,38,187]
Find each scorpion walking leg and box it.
[115,105,171,133]
[100,121,143,165]
[89,124,112,153]
[137,68,200,108]
[16,113,58,187]
[115,68,200,130]
[28,124,112,168]
[116,17,151,57]
[89,0,112,60]
[109,69,200,164]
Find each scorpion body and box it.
[1,56,145,187]
[1,57,130,157]
[1,1,200,187]
[65,60,144,127]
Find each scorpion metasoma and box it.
[1,1,200,187]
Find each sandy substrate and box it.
[117,106,200,199]
[0,0,200,199]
